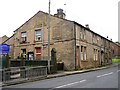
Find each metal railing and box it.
[0,66,47,84]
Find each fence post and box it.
[5,54,10,68]
[4,54,10,81]
[20,54,25,66]
[20,54,26,78]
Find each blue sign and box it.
[0,44,10,55]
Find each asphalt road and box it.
[3,64,120,89]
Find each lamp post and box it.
[48,0,51,73]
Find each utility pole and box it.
[48,0,51,73]
[41,23,44,60]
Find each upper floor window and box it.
[21,32,27,43]
[35,29,41,41]
[92,34,97,44]
[80,28,86,40]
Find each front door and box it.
[35,47,41,60]
[76,46,80,67]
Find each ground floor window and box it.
[93,49,98,61]
[80,46,87,61]
[28,52,34,60]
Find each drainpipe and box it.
[73,22,76,70]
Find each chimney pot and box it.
[54,8,66,19]
[85,24,90,29]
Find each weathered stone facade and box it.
[111,42,120,58]
[0,35,9,44]
[4,9,116,70]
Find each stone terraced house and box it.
[4,9,114,70]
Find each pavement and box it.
[1,63,119,87]
[47,63,119,78]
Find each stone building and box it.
[4,9,113,70]
[111,42,120,58]
[0,35,9,44]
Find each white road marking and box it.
[117,70,120,72]
[55,79,86,88]
[97,72,113,78]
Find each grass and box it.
[112,58,120,63]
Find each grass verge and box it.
[112,58,120,63]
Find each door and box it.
[35,47,41,60]
[76,46,80,67]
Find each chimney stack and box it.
[85,24,90,29]
[54,8,66,19]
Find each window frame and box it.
[80,28,86,40]
[35,29,42,41]
[21,32,27,42]
[80,46,87,61]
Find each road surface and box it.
[3,64,120,90]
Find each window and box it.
[93,49,98,61]
[83,29,86,40]
[80,28,86,40]
[92,34,98,44]
[35,47,41,60]
[28,52,34,60]
[81,46,87,61]
[21,32,27,42]
[35,29,41,41]
[21,49,26,59]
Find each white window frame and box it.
[81,46,87,61]
[35,29,41,41]
[21,32,27,42]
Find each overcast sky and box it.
[0,0,119,42]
